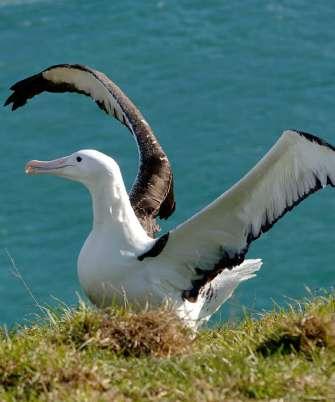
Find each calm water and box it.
[0,0,335,326]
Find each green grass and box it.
[1,295,335,401]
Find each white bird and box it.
[5,65,335,328]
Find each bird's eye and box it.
[76,156,82,162]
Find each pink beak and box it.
[25,157,72,175]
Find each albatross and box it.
[5,64,335,328]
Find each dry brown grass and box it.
[55,305,193,357]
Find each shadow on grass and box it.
[257,314,335,357]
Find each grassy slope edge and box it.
[0,295,335,401]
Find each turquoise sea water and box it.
[1,1,335,326]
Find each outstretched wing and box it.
[4,64,175,237]
[141,130,335,301]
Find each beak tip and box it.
[25,162,34,175]
[24,157,69,176]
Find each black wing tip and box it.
[4,91,16,107]
[4,72,45,111]
[289,129,335,152]
[3,94,21,110]
[3,96,11,107]
[4,91,28,111]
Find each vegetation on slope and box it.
[0,295,335,401]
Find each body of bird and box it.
[25,149,262,328]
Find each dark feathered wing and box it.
[4,64,175,237]
[142,130,335,301]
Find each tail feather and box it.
[228,258,263,281]
[199,258,262,324]
[177,259,263,330]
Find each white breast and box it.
[78,224,156,307]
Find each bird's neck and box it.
[86,171,150,241]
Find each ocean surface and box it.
[0,0,335,326]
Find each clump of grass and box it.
[54,304,193,357]
[257,311,335,356]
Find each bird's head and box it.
[25,149,121,188]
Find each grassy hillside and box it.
[0,295,335,401]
